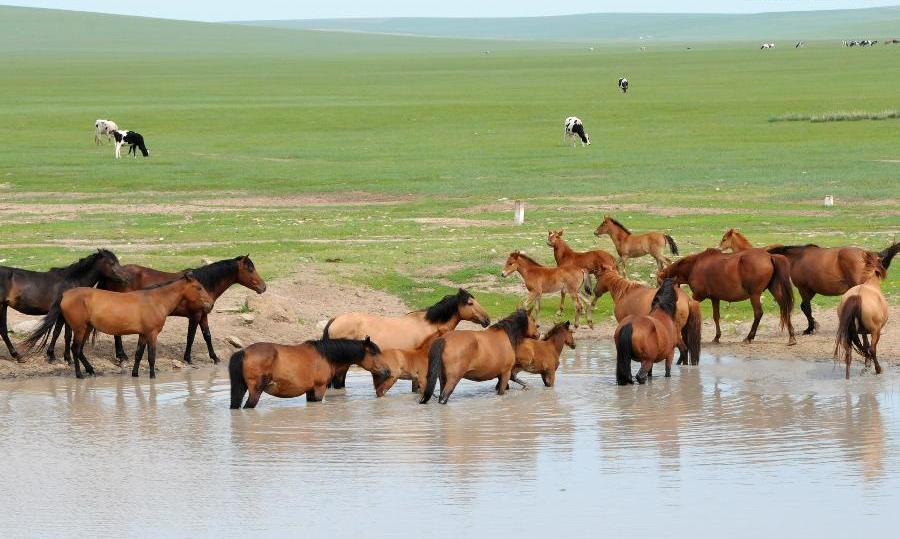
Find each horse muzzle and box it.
[255,283,267,294]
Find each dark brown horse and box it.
[229,337,386,408]
[658,248,796,345]
[0,249,128,363]
[615,278,680,385]
[100,255,266,364]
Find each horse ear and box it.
[558,229,565,235]
[564,321,570,328]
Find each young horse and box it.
[229,337,386,408]
[594,216,679,272]
[658,248,796,346]
[99,255,266,364]
[834,254,889,379]
[371,333,440,397]
[420,309,538,404]
[592,265,702,365]
[512,320,575,388]
[0,249,128,363]
[501,251,592,328]
[25,273,213,379]
[546,228,617,313]
[324,288,490,389]
[614,278,680,385]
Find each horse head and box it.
[237,255,267,294]
[501,252,521,277]
[182,271,214,313]
[95,249,130,285]
[456,288,490,327]
[546,229,565,248]
[718,228,737,251]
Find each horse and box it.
[229,336,386,409]
[324,288,490,389]
[594,216,679,272]
[834,254,888,379]
[24,273,214,379]
[371,333,440,397]
[99,255,266,364]
[0,249,128,363]
[112,130,149,158]
[592,264,702,365]
[501,251,592,328]
[658,248,796,346]
[512,320,575,388]
[614,278,680,385]
[563,116,591,147]
[546,228,617,307]
[94,119,118,144]
[420,309,538,404]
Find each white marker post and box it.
[514,200,526,225]
[824,195,834,207]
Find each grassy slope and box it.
[1,7,897,325]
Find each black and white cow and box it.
[111,130,149,158]
[94,119,118,145]
[563,117,590,147]
[618,77,629,93]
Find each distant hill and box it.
[241,7,900,42]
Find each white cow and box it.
[563,117,590,147]
[94,119,118,145]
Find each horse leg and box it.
[844,344,852,380]
[509,371,529,390]
[744,294,763,344]
[665,354,673,378]
[0,303,20,361]
[675,336,687,366]
[71,330,87,379]
[871,329,882,375]
[47,319,64,363]
[619,256,629,274]
[438,375,461,404]
[183,318,198,365]
[711,299,722,343]
[411,379,420,393]
[635,360,652,384]
[330,365,349,389]
[64,324,72,364]
[556,291,566,316]
[199,315,219,363]
[799,289,817,335]
[147,333,159,379]
[376,376,398,398]
[132,336,146,377]
[542,371,556,387]
[114,335,128,362]
[496,370,512,396]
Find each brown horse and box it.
[512,320,575,388]
[25,273,214,379]
[501,251,592,328]
[614,278,681,385]
[834,254,889,379]
[371,334,439,397]
[547,229,618,273]
[229,337,386,408]
[420,309,538,404]
[593,265,702,365]
[716,228,784,253]
[324,288,491,389]
[594,216,679,272]
[658,248,796,345]
[100,255,266,363]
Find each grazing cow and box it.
[112,130,149,159]
[795,41,804,48]
[618,77,629,93]
[760,43,775,49]
[94,119,118,145]
[563,117,590,147]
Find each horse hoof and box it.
[75,373,84,379]
[211,357,220,365]
[131,372,139,378]
[802,329,815,335]
[116,355,128,362]
[787,338,797,346]
[741,339,752,345]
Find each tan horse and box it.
[324,288,490,389]
[593,265,702,365]
[547,229,618,308]
[512,320,575,388]
[372,333,439,397]
[501,251,592,328]
[834,255,889,379]
[594,216,679,272]
[420,309,538,404]
[229,337,387,408]
[614,278,681,384]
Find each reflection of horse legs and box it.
[744,294,763,343]
[799,288,817,334]
[711,299,721,343]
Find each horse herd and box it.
[1,220,896,407]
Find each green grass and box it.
[1,7,898,325]
[770,110,900,122]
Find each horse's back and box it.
[328,311,431,349]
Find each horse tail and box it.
[22,297,64,353]
[420,337,446,404]
[768,254,795,331]
[615,323,635,385]
[878,241,900,270]
[683,300,702,365]
[229,349,248,409]
[322,317,335,339]
[664,234,679,256]
[834,296,871,361]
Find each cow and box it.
[94,119,118,145]
[618,77,629,93]
[111,130,149,159]
[563,117,590,147]
[795,41,804,48]
[760,43,775,49]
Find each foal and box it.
[512,321,575,388]
[594,216,678,272]
[834,254,889,379]
[614,278,680,385]
[372,333,440,397]
[501,251,592,328]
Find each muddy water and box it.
[1,341,898,538]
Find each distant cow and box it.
[795,41,804,48]
[618,77,629,93]
[563,117,590,147]
[760,43,775,50]
[112,130,149,159]
[94,119,118,145]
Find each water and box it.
[1,341,898,538]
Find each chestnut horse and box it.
[420,309,538,404]
[512,320,575,388]
[100,255,266,364]
[371,333,440,397]
[658,248,796,345]
[614,278,680,385]
[594,216,679,272]
[501,251,592,328]
[717,228,783,253]
[547,228,618,307]
[592,265,702,365]
[229,337,386,408]
[25,273,214,379]
[324,288,491,389]
[834,254,888,379]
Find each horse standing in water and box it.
[592,265,702,365]
[614,278,680,385]
[229,337,386,409]
[324,288,490,390]
[501,251,592,328]
[594,216,679,272]
[24,273,214,379]
[0,250,128,363]
[512,321,575,388]
[658,248,796,345]
[420,309,538,404]
[100,255,266,364]
[371,333,440,397]
[834,254,889,379]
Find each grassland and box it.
[1,6,898,325]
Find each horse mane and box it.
[491,309,531,348]
[423,288,473,323]
[606,217,631,234]
[768,244,818,255]
[512,252,544,267]
[140,276,185,290]
[651,279,679,318]
[878,241,899,270]
[307,337,380,365]
[51,249,118,280]
[191,257,241,290]
[543,322,570,341]
[601,267,646,298]
[862,251,887,280]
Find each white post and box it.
[514,200,525,225]
[824,195,834,207]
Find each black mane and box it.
[307,337,380,365]
[191,257,243,290]
[768,244,818,255]
[651,279,678,318]
[424,288,473,323]
[607,218,631,234]
[51,249,118,281]
[491,309,531,348]
[879,241,900,270]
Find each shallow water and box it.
[1,341,898,538]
